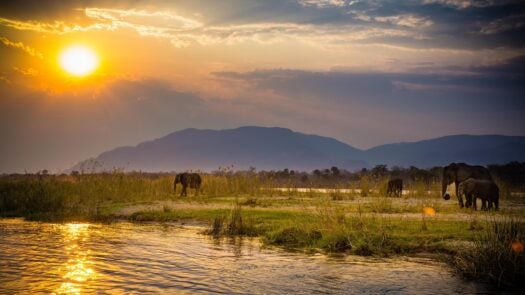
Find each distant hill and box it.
[363,135,525,167]
[71,127,525,172]
[71,126,366,172]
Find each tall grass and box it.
[0,173,174,220]
[359,175,370,197]
[202,174,262,197]
[452,218,525,287]
[207,202,263,237]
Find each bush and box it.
[268,227,322,248]
[452,218,525,287]
[207,203,262,237]
[322,230,353,252]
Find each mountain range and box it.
[72,126,525,172]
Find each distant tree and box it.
[489,162,525,188]
[330,166,340,177]
[300,174,308,183]
[371,165,388,180]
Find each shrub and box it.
[206,203,262,237]
[322,230,353,252]
[268,227,322,248]
[452,218,525,287]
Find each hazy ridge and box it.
[71,126,525,172]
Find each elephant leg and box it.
[481,199,487,211]
[487,200,493,210]
[457,194,464,208]
[456,184,464,208]
[494,199,499,210]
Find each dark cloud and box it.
[215,56,525,136]
[0,0,143,20]
[215,56,525,110]
[2,1,524,50]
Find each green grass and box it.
[0,173,521,264]
[122,200,484,257]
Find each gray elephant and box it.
[174,173,202,196]
[386,179,403,198]
[458,178,499,211]
[442,163,492,208]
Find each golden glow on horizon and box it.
[59,45,99,77]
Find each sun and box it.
[59,45,99,77]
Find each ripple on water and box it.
[0,219,503,294]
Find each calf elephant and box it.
[174,173,202,197]
[386,179,403,198]
[442,163,492,208]
[458,178,499,211]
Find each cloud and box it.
[12,67,38,76]
[214,54,525,113]
[374,14,433,28]
[298,0,346,8]
[0,10,423,50]
[1,1,524,52]
[477,14,525,34]
[0,16,113,34]
[422,0,518,9]
[84,8,203,30]
[0,36,43,58]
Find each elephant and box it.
[442,163,492,208]
[174,173,202,197]
[458,178,499,211]
[386,179,403,198]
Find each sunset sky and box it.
[1,0,524,172]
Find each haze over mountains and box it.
[72,126,525,172]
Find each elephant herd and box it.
[173,162,500,211]
[441,163,499,211]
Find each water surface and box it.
[0,218,498,294]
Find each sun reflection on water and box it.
[54,223,97,294]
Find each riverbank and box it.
[1,174,524,288]
[3,190,524,256]
[2,204,524,289]
[3,219,501,294]
[3,196,517,260]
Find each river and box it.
[0,218,502,294]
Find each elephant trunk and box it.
[441,178,450,200]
